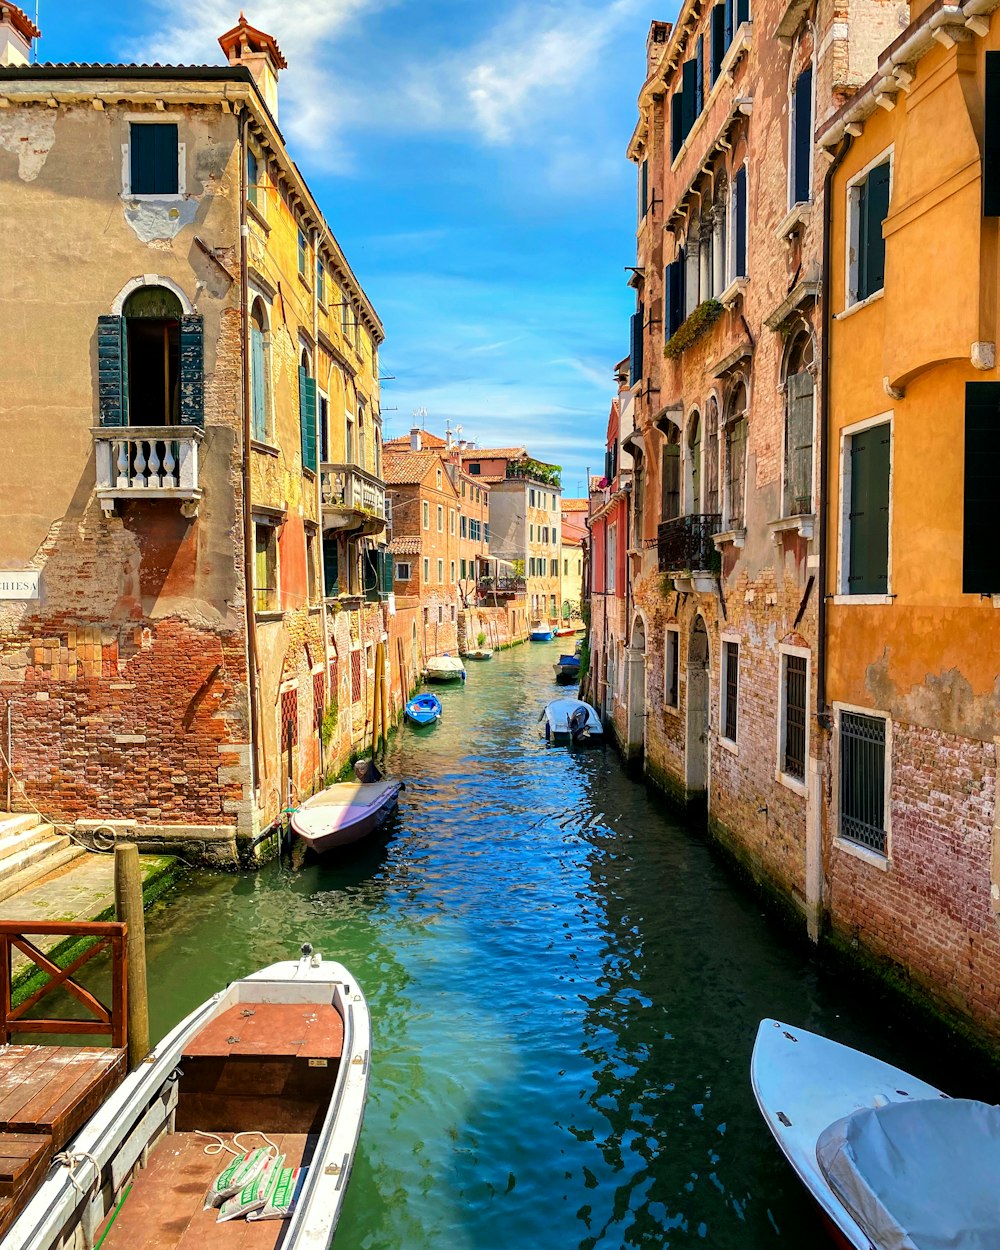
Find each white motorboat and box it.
[5,947,370,1250]
[541,698,603,743]
[291,776,402,853]
[424,654,467,682]
[751,1017,1000,1250]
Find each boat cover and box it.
[816,1097,1000,1250]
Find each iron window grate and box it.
[783,655,807,779]
[839,711,887,853]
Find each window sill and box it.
[835,289,884,320]
[718,735,738,755]
[774,201,812,241]
[121,192,186,203]
[251,439,280,458]
[303,467,316,481]
[663,700,682,718]
[719,278,747,308]
[834,836,890,871]
[770,513,815,543]
[775,768,808,796]
[298,273,312,293]
[713,528,746,550]
[831,593,894,605]
[719,20,753,78]
[255,609,283,622]
[246,201,270,233]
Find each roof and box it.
[382,450,438,485]
[0,62,252,81]
[383,429,447,450]
[561,498,590,513]
[1,3,40,40]
[461,447,527,461]
[389,537,422,556]
[218,13,288,70]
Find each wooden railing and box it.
[0,921,127,1048]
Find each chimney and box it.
[410,427,422,452]
[0,4,40,67]
[646,20,671,78]
[219,13,287,121]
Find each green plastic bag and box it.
[203,1148,272,1210]
[217,1153,284,1223]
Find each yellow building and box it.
[821,5,1000,1038]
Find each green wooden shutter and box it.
[963,382,1000,592]
[97,315,128,426]
[986,54,1000,216]
[691,416,702,511]
[381,549,394,596]
[785,371,814,514]
[629,304,644,387]
[736,0,750,24]
[662,443,680,520]
[859,163,890,300]
[299,369,318,473]
[640,159,649,218]
[848,423,890,594]
[130,124,178,195]
[695,36,705,115]
[734,166,748,278]
[179,315,204,427]
[250,326,266,441]
[710,4,726,82]
[682,59,698,139]
[671,91,684,159]
[323,534,340,597]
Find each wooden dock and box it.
[0,921,128,1238]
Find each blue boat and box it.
[405,692,443,727]
[529,621,555,641]
[553,654,581,684]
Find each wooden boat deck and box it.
[0,1044,126,1236]
[99,1131,313,1250]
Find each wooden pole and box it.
[114,843,149,1069]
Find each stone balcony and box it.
[658,514,722,590]
[93,426,203,517]
[320,462,387,536]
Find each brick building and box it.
[559,499,589,625]
[611,0,902,926]
[0,11,395,862]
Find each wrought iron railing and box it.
[477,576,527,597]
[657,514,722,573]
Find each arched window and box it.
[783,329,815,516]
[298,349,317,474]
[705,396,720,516]
[687,408,702,514]
[123,285,183,425]
[250,298,269,443]
[725,380,748,530]
[661,423,681,522]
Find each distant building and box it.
[559,501,588,624]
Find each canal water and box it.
[138,640,980,1249]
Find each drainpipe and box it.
[817,134,852,731]
[239,107,260,794]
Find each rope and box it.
[195,1130,280,1158]
[53,1150,101,1197]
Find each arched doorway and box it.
[687,616,710,796]
[626,614,646,758]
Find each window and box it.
[351,649,362,703]
[608,522,617,593]
[396,561,411,581]
[704,398,719,515]
[313,670,325,738]
[436,468,442,487]
[790,67,813,207]
[298,358,317,474]
[695,35,705,115]
[780,650,808,783]
[423,557,430,581]
[639,157,649,220]
[985,53,1000,215]
[280,688,298,749]
[664,627,680,707]
[469,462,481,475]
[629,302,644,387]
[449,508,455,535]
[316,258,326,305]
[117,285,186,427]
[687,409,702,513]
[964,382,1000,591]
[724,381,748,529]
[422,501,430,529]
[848,158,890,305]
[437,558,444,584]
[346,410,355,463]
[323,534,339,597]
[450,560,456,582]
[664,249,685,338]
[670,58,699,160]
[341,294,352,339]
[461,559,467,579]
[731,165,748,280]
[247,147,260,210]
[306,528,318,604]
[129,123,179,196]
[437,504,444,532]
[297,227,307,278]
[550,559,558,577]
[470,519,481,541]
[661,425,681,522]
[254,522,277,612]
[485,523,490,544]
[318,393,329,464]
[710,4,726,83]
[530,524,535,542]
[530,489,536,507]
[842,420,891,595]
[839,710,888,854]
[783,331,815,516]
[722,639,739,743]
[461,515,467,539]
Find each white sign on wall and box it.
[0,571,40,600]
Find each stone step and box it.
[0,812,44,840]
[0,823,57,865]
[0,843,88,907]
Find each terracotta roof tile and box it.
[1,2,40,39]
[389,536,422,555]
[561,499,590,512]
[382,450,438,484]
[460,447,527,460]
[383,429,447,450]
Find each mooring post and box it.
[114,843,149,1069]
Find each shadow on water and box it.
[127,639,999,1250]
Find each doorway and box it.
[686,617,709,796]
[626,614,646,758]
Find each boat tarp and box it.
[816,1097,1000,1250]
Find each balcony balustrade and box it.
[93,426,203,517]
[320,463,387,536]
[658,514,722,575]
[477,575,527,599]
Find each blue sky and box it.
[35,0,654,497]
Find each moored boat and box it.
[750,1018,1000,1250]
[529,622,554,642]
[463,648,493,660]
[5,947,370,1250]
[541,697,602,743]
[405,692,442,726]
[554,626,575,637]
[553,654,581,684]
[424,654,467,682]
[291,774,402,853]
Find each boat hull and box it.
[291,779,402,853]
[554,665,580,684]
[463,649,493,660]
[529,631,554,642]
[542,698,603,743]
[405,693,442,726]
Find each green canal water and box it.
[137,640,988,1249]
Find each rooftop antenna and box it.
[412,407,427,421]
[33,1,39,62]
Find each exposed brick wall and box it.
[828,721,1000,1036]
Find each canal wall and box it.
[458,605,529,653]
